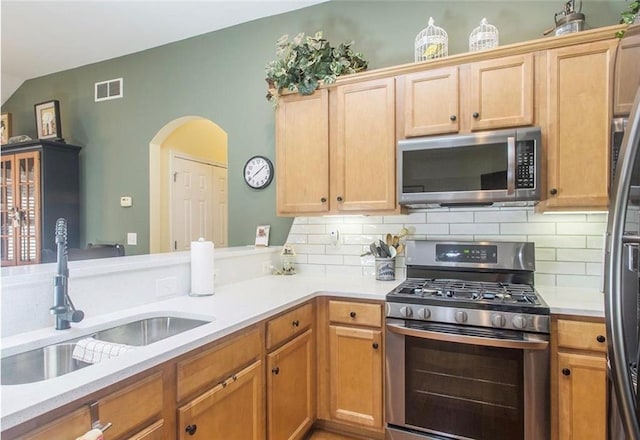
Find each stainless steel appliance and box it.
[605,85,640,438]
[397,127,541,209]
[385,240,550,440]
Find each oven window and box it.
[405,336,524,439]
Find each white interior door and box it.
[212,166,228,247]
[171,155,214,251]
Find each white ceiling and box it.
[0,0,329,104]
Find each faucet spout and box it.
[50,218,84,330]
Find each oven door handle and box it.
[386,322,549,350]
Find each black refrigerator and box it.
[606,81,640,439]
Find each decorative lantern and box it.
[280,244,297,275]
[415,17,448,62]
[469,18,499,52]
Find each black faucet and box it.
[49,218,84,330]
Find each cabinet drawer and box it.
[177,326,262,401]
[557,319,607,353]
[21,406,91,440]
[329,300,382,328]
[126,420,164,440]
[99,372,163,440]
[267,302,314,350]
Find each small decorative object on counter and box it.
[469,18,499,52]
[190,238,215,297]
[544,0,585,36]
[415,17,448,61]
[255,224,270,247]
[1,112,11,144]
[375,257,395,281]
[279,244,297,275]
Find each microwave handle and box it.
[507,136,516,195]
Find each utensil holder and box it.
[375,258,396,281]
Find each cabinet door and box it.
[400,66,459,137]
[20,406,91,440]
[267,329,315,440]
[177,360,264,440]
[545,40,615,209]
[276,89,330,215]
[469,53,534,131]
[614,26,640,116]
[328,325,382,429]
[126,420,164,440]
[557,352,606,440]
[331,78,396,212]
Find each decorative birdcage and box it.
[415,17,448,62]
[469,18,499,52]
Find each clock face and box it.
[243,155,274,189]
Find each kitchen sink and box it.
[1,343,91,386]
[93,316,210,346]
[1,316,211,385]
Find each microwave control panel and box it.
[516,141,535,189]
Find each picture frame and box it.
[0,112,11,145]
[255,225,270,247]
[34,100,62,140]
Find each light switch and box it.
[127,233,137,245]
[120,196,132,207]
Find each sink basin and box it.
[0,316,210,385]
[1,343,91,385]
[93,316,209,346]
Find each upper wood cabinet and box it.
[398,53,534,137]
[276,78,396,216]
[542,40,616,210]
[614,24,640,116]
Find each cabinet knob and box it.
[562,368,571,376]
[232,374,238,381]
[350,311,357,318]
[372,342,379,349]
[337,196,343,202]
[472,112,480,119]
[272,367,280,375]
[292,319,300,327]
[597,335,606,343]
[550,188,558,195]
[321,197,327,203]
[185,424,198,436]
[450,115,457,121]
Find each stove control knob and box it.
[512,315,527,329]
[455,311,468,323]
[417,308,431,320]
[400,306,413,318]
[491,314,507,328]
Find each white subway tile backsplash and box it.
[295,264,326,275]
[287,209,607,287]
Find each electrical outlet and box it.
[127,232,137,245]
[156,277,177,298]
[329,228,340,246]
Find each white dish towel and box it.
[72,337,135,364]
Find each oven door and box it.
[385,319,549,440]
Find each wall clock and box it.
[243,155,274,189]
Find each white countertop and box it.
[0,274,604,431]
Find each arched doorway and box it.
[149,117,228,253]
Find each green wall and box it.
[1,0,625,254]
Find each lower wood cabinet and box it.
[177,360,264,440]
[552,316,608,440]
[267,329,315,440]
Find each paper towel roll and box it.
[190,238,214,296]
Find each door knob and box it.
[372,342,379,349]
[185,424,197,435]
[272,367,280,375]
[596,335,606,343]
[550,188,558,195]
[350,311,356,318]
[337,196,343,202]
[562,368,571,376]
[472,112,480,118]
[450,115,457,121]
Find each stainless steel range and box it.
[385,240,550,440]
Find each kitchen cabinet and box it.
[276,78,396,216]
[318,299,384,436]
[541,39,616,210]
[614,23,640,116]
[398,53,534,137]
[551,316,608,440]
[16,406,91,440]
[0,140,81,266]
[176,326,264,439]
[266,302,316,440]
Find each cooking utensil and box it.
[392,235,400,247]
[370,243,379,257]
[386,233,393,246]
[396,243,405,255]
[379,240,391,258]
[388,246,397,258]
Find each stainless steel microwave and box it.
[398,127,542,208]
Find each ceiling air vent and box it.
[94,78,123,102]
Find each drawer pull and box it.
[450,115,457,121]
[292,320,300,327]
[472,112,480,119]
[350,311,357,318]
[272,367,280,375]
[372,342,379,349]
[597,335,606,343]
[232,374,238,381]
[562,368,571,376]
[185,424,198,436]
